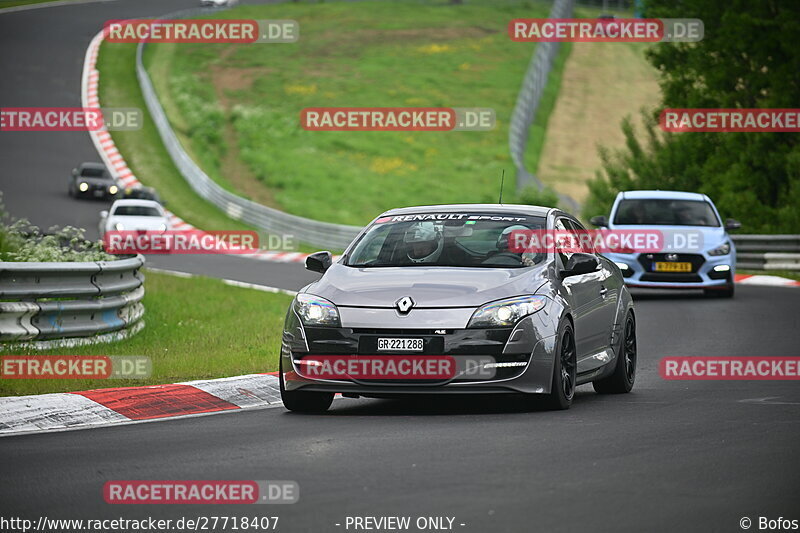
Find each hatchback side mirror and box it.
[562,253,600,277]
[589,215,608,228]
[724,218,741,231]
[306,251,332,274]
[100,210,109,219]
[71,168,77,177]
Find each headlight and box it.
[79,182,89,192]
[294,293,340,327]
[614,262,630,270]
[158,223,167,231]
[468,295,547,328]
[115,222,125,231]
[708,241,731,256]
[108,185,118,195]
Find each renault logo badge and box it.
[396,296,414,314]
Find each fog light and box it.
[713,265,731,272]
[79,182,88,192]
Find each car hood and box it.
[107,216,167,230]
[306,263,549,308]
[609,224,729,253]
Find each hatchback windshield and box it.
[614,199,720,227]
[80,167,110,179]
[346,213,547,268]
[113,206,162,217]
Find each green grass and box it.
[97,43,256,233]
[0,271,294,396]
[0,0,77,8]
[145,0,570,226]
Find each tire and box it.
[540,320,577,410]
[593,312,636,394]
[279,359,334,414]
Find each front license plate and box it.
[654,262,692,272]
[377,338,424,352]
[93,190,105,197]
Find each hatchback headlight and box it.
[708,241,731,256]
[468,295,547,328]
[79,182,89,192]
[114,222,125,231]
[108,185,118,195]
[294,293,340,327]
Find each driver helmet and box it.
[496,224,529,253]
[404,221,443,263]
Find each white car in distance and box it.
[99,199,171,237]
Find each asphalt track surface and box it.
[1,2,799,532]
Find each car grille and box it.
[637,252,705,283]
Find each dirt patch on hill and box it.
[538,42,661,205]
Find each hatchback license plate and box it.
[377,338,423,351]
[654,262,691,272]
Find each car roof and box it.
[618,190,709,201]
[110,199,163,209]
[79,162,107,170]
[380,204,553,217]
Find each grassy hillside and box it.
[146,0,570,226]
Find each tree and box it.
[585,0,800,233]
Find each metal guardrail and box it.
[732,235,800,271]
[0,255,145,342]
[134,13,362,251]
[508,0,578,212]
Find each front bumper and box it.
[606,251,735,289]
[280,308,559,395]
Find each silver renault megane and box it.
[279,204,636,412]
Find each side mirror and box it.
[562,253,600,277]
[100,210,109,219]
[306,251,332,274]
[589,215,608,228]
[724,218,741,231]
[71,168,77,176]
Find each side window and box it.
[566,218,595,254]
[554,218,572,268]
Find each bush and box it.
[0,194,115,262]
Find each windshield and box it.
[113,206,162,217]
[613,199,720,227]
[80,167,110,179]
[345,213,547,268]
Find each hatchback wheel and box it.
[279,359,334,413]
[541,321,576,410]
[593,312,636,394]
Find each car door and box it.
[569,218,619,369]
[556,217,614,371]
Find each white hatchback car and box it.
[99,199,170,237]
